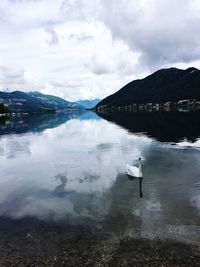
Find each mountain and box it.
[76,99,101,109]
[96,67,200,109]
[27,92,83,110]
[0,91,83,113]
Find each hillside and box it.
[96,67,200,109]
[0,91,83,113]
[76,99,101,109]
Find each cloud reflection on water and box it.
[0,118,151,220]
[0,114,200,244]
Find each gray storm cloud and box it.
[62,0,200,69]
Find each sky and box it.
[0,0,200,101]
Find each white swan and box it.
[126,157,143,178]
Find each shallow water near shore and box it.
[0,111,200,265]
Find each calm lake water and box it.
[0,111,200,248]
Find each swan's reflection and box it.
[127,175,143,198]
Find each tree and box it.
[0,103,10,113]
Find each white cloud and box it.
[0,118,151,220]
[0,0,200,100]
[0,66,26,89]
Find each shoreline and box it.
[0,217,199,266]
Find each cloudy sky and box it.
[0,0,200,101]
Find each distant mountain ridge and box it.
[0,91,83,113]
[96,67,200,109]
[76,99,101,109]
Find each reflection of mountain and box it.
[78,111,101,120]
[0,112,92,135]
[97,111,200,142]
[0,115,8,125]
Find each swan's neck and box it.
[139,161,142,177]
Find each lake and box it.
[0,111,200,266]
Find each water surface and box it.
[0,111,200,248]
